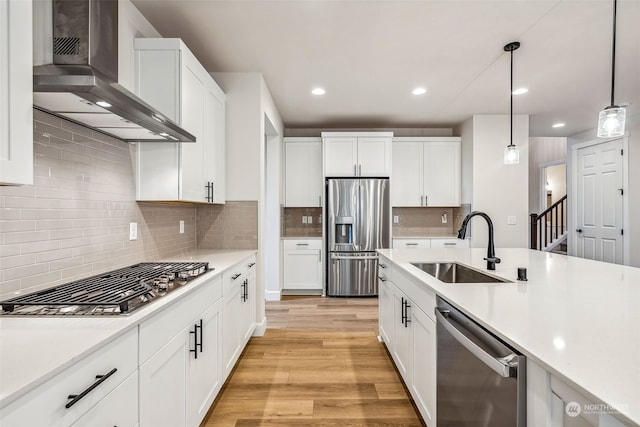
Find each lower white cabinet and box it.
[282,239,323,290]
[222,255,257,378]
[72,372,139,427]
[430,238,469,248]
[0,328,138,427]
[139,276,223,427]
[378,255,437,427]
[392,237,469,249]
[392,238,431,249]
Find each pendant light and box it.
[504,41,520,165]
[597,0,626,137]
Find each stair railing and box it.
[530,194,567,250]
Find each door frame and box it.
[569,135,629,264]
[539,159,566,214]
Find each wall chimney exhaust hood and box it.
[33,0,195,143]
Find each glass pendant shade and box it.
[504,144,519,165]
[597,106,626,137]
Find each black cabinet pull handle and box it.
[231,273,241,280]
[404,300,411,328]
[243,279,248,301]
[401,297,406,325]
[248,262,256,268]
[190,323,199,359]
[198,318,203,353]
[66,368,117,409]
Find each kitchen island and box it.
[378,247,640,426]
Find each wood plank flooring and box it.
[201,297,425,427]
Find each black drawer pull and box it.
[66,368,117,409]
[231,273,241,280]
[248,262,256,268]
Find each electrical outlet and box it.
[302,216,307,224]
[179,220,185,234]
[393,215,399,224]
[318,215,322,224]
[129,222,137,240]
[307,216,313,224]
[442,213,448,224]
[507,215,517,225]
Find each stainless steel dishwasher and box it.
[435,297,526,426]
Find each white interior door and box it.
[575,139,623,264]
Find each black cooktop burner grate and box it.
[1,262,209,314]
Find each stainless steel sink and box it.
[411,262,511,283]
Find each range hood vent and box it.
[33,0,195,143]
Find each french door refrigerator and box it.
[326,178,390,296]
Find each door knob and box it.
[576,229,583,233]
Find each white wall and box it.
[211,72,262,201]
[545,163,566,206]
[528,137,567,214]
[471,115,529,249]
[567,113,640,267]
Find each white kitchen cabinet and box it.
[222,268,243,377]
[0,0,33,185]
[430,237,469,248]
[139,275,223,427]
[391,137,461,207]
[392,238,431,249]
[72,372,138,427]
[240,257,257,343]
[135,38,225,204]
[410,303,437,426]
[284,137,323,207]
[323,132,392,177]
[378,255,437,427]
[1,328,138,427]
[282,239,323,291]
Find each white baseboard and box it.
[264,289,281,301]
[253,316,267,336]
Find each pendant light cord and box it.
[610,0,617,107]
[510,47,514,147]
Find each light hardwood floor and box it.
[201,297,425,427]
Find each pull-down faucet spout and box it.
[457,211,501,270]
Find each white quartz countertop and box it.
[377,248,640,425]
[0,249,256,408]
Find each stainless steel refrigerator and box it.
[326,178,390,296]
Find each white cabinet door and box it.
[324,137,358,176]
[430,238,469,248]
[72,372,138,427]
[357,137,391,176]
[139,330,189,427]
[187,298,223,427]
[378,276,394,347]
[391,141,422,206]
[180,62,206,202]
[240,260,257,343]
[423,140,461,207]
[0,0,33,185]
[222,271,244,377]
[283,241,322,290]
[392,238,431,249]
[392,288,412,383]
[204,85,226,204]
[411,306,437,426]
[285,138,323,206]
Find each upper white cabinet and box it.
[135,38,225,204]
[284,137,323,207]
[0,0,33,185]
[323,132,392,177]
[391,137,461,207]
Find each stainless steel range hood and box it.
[33,0,195,143]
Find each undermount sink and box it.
[411,262,511,283]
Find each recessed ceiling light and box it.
[512,88,528,95]
[96,100,112,108]
[412,87,427,95]
[552,122,566,128]
[311,88,326,96]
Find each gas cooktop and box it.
[0,262,210,316]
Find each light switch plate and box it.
[307,216,313,224]
[393,215,399,224]
[507,215,517,225]
[129,222,137,240]
[302,216,307,224]
[179,220,185,234]
[442,213,448,224]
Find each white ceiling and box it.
[131,0,640,137]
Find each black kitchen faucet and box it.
[457,211,501,270]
